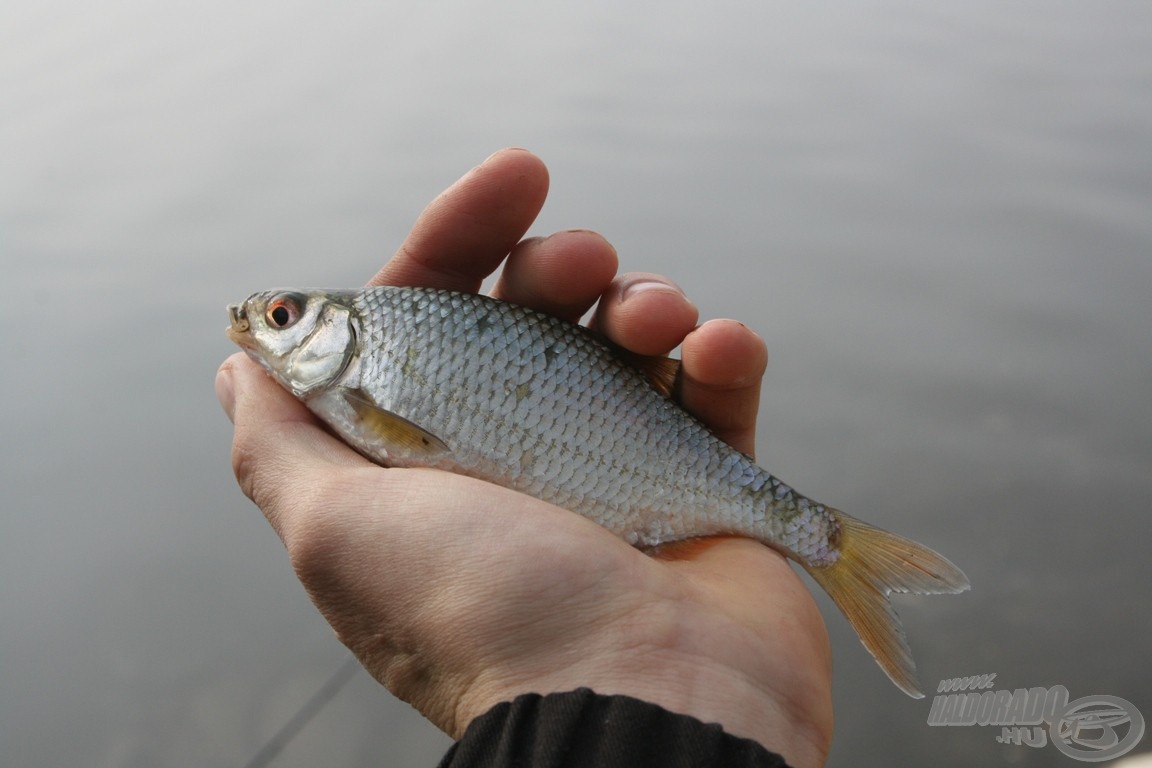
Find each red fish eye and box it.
[265,296,301,329]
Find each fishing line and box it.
[242,654,362,768]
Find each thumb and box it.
[216,353,369,540]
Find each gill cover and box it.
[282,298,357,397]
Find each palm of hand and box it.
[233,371,832,762]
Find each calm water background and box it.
[2,1,1150,765]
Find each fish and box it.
[227,286,969,697]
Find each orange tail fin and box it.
[803,512,969,698]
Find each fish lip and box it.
[226,302,254,347]
[228,302,249,330]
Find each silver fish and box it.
[227,286,969,697]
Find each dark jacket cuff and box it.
[438,687,790,767]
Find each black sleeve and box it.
[437,687,791,768]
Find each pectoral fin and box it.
[343,389,449,457]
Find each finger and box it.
[369,148,549,291]
[490,230,618,321]
[217,353,369,540]
[679,320,768,457]
[590,273,699,356]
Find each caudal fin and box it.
[802,512,969,698]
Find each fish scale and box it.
[356,287,803,550]
[228,284,969,697]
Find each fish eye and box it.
[265,294,303,329]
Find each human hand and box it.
[216,149,833,768]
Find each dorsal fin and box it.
[604,341,681,399]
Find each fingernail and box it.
[620,278,688,304]
[484,147,531,163]
[215,361,237,422]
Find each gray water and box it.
[2,1,1150,766]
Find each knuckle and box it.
[228,421,323,541]
[229,437,261,504]
[277,475,356,581]
[229,428,287,515]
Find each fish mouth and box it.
[226,303,255,348]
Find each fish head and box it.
[227,290,358,398]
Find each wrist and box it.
[453,600,831,768]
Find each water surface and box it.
[2,1,1150,765]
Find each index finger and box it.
[368,148,550,291]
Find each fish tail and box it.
[801,510,970,698]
